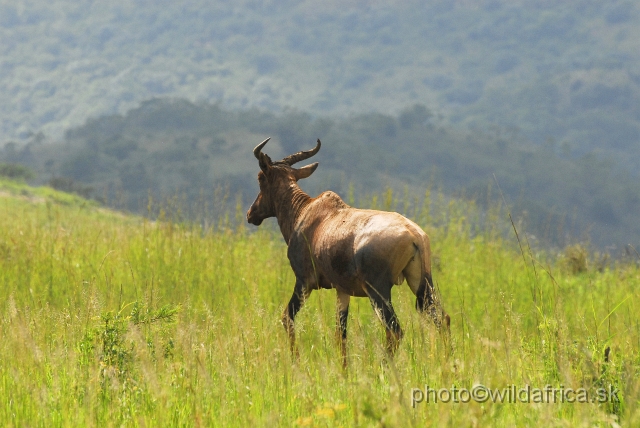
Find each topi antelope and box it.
[247,138,450,364]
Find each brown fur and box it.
[247,138,450,361]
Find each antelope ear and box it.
[293,162,319,180]
[258,153,272,172]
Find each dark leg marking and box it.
[282,281,309,357]
[338,307,349,340]
[286,292,303,322]
[367,284,403,355]
[336,291,350,368]
[415,272,436,312]
[416,273,451,334]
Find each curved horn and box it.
[281,139,321,166]
[253,137,271,160]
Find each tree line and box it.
[1,98,638,252]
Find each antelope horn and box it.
[282,139,321,166]
[253,137,271,160]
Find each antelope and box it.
[246,138,450,364]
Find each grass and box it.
[0,180,638,426]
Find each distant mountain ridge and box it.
[1,0,639,170]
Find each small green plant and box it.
[78,301,179,389]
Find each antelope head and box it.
[246,138,321,226]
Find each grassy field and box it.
[0,179,638,427]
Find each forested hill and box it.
[3,99,639,252]
[1,0,640,172]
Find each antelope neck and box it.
[275,182,312,244]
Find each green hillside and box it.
[0,179,638,425]
[4,99,639,251]
[1,0,639,170]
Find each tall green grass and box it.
[0,180,638,426]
